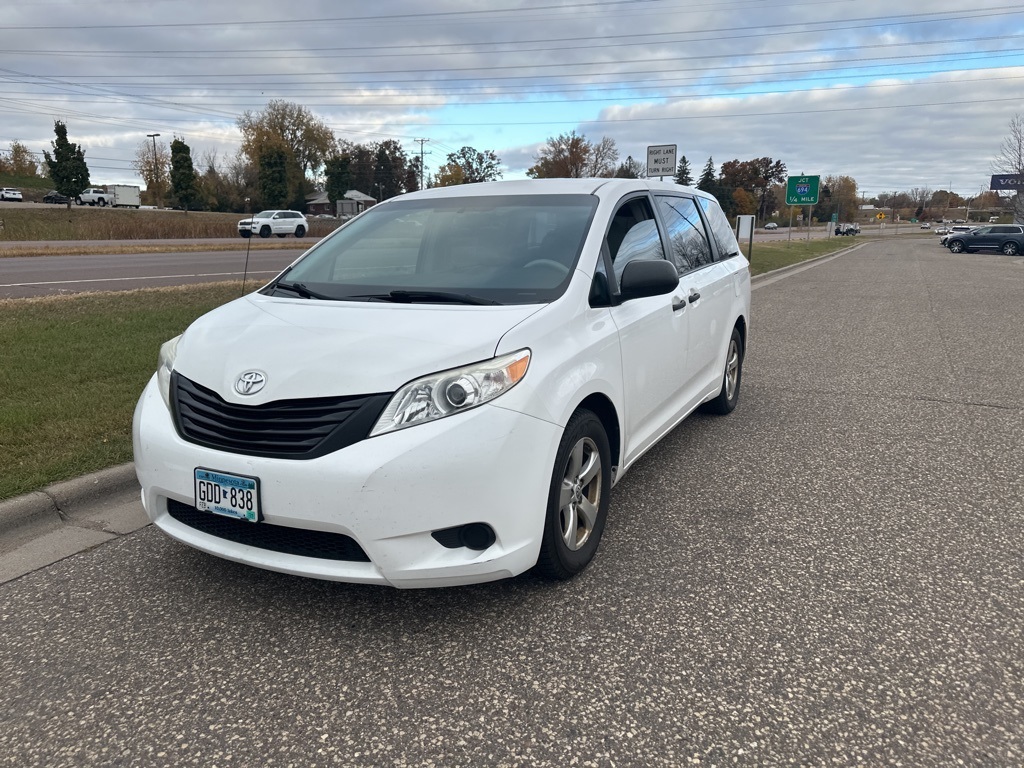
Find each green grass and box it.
[0,283,245,500]
[0,206,339,242]
[745,236,862,275]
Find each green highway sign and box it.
[786,175,820,205]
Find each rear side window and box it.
[697,197,742,260]
[655,195,713,272]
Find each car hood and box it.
[173,294,545,403]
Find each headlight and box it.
[370,349,530,437]
[156,335,181,410]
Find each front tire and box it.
[702,327,744,415]
[535,409,611,580]
[948,240,964,253]
[1002,241,1019,255]
[259,226,271,239]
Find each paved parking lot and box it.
[0,238,1021,766]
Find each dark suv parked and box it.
[945,225,1024,255]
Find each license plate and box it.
[194,468,261,522]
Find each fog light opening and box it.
[431,523,496,551]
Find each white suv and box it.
[0,188,23,202]
[238,210,308,238]
[136,179,751,588]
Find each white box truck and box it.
[76,185,141,208]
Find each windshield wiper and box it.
[350,290,501,306]
[273,281,335,300]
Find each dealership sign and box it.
[990,174,1024,190]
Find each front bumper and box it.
[132,377,562,588]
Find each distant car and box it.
[945,224,1023,255]
[939,225,975,246]
[763,222,778,230]
[43,190,70,205]
[315,213,336,219]
[935,225,950,235]
[238,210,308,238]
[0,188,23,202]
[920,223,931,229]
[835,223,859,236]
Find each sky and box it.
[1,0,1022,201]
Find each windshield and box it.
[266,194,597,305]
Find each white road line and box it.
[0,270,279,288]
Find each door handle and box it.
[672,299,686,312]
[688,291,701,304]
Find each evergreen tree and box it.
[697,157,716,192]
[42,120,90,208]
[324,154,352,207]
[257,146,289,208]
[170,137,200,212]
[674,155,693,186]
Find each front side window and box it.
[697,196,742,261]
[605,197,665,281]
[656,195,713,272]
[269,194,598,305]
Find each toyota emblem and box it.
[235,371,267,395]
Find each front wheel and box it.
[535,409,611,580]
[294,225,306,238]
[947,240,964,253]
[702,327,744,415]
[1002,241,1019,256]
[259,226,271,239]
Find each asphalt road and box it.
[1,239,1022,766]
[0,248,304,298]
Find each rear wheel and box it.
[701,327,744,415]
[535,409,611,580]
[98,198,106,207]
[294,225,306,238]
[1002,241,1019,255]
[259,226,271,238]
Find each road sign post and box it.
[647,144,677,180]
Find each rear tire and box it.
[295,225,306,238]
[1002,241,1019,255]
[701,327,744,415]
[535,409,611,581]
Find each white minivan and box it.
[134,179,751,588]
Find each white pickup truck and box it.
[76,185,141,208]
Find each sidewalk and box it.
[0,464,147,584]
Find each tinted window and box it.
[605,197,664,280]
[656,195,713,272]
[697,196,742,260]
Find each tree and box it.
[527,131,617,178]
[674,155,693,186]
[434,163,467,187]
[438,146,502,184]
[992,113,1024,222]
[747,157,787,221]
[1,141,41,177]
[373,140,408,201]
[324,154,352,207]
[697,157,716,192]
[169,137,200,212]
[132,137,170,208]
[257,145,289,208]
[347,144,377,197]
[613,155,646,179]
[42,121,90,208]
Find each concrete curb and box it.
[0,463,139,551]
[751,241,865,287]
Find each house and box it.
[304,189,378,217]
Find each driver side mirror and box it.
[619,259,679,301]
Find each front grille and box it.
[167,499,371,562]
[171,372,391,460]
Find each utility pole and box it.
[414,138,430,190]
[146,133,161,207]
